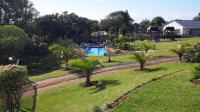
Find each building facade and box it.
[163,20,200,36]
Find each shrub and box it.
[171,42,191,61]
[0,25,29,64]
[184,43,200,63]
[0,65,30,112]
[131,52,150,70]
[92,106,103,112]
[193,64,200,79]
[135,42,156,53]
[71,59,101,87]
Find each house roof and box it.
[175,20,200,28]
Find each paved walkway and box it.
[30,56,178,94]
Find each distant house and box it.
[147,26,160,36]
[90,31,108,43]
[163,20,200,36]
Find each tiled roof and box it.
[175,20,200,28]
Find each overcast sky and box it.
[32,0,200,23]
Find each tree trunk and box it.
[140,63,144,70]
[86,73,91,85]
[65,59,69,69]
[178,54,182,62]
[107,56,112,62]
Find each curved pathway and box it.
[28,56,178,94]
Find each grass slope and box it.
[112,67,200,112]
[31,62,191,112]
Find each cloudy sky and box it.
[32,0,200,22]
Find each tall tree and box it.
[34,11,99,43]
[100,10,134,36]
[151,16,166,26]
[193,13,200,21]
[139,19,151,31]
[0,0,38,29]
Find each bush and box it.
[184,43,200,63]
[0,25,29,64]
[193,64,200,79]
[135,42,156,53]
[21,42,59,74]
[92,106,103,112]
[0,65,30,112]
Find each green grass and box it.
[153,37,200,57]
[31,62,192,112]
[112,67,200,112]
[29,69,70,81]
[130,37,200,57]
[29,37,200,81]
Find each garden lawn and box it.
[130,37,200,57]
[112,67,200,112]
[29,37,200,81]
[29,69,69,81]
[32,62,191,112]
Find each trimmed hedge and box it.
[0,65,29,112]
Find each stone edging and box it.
[103,69,187,111]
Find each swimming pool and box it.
[84,47,107,55]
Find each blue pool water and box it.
[84,47,107,55]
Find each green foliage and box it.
[139,19,151,31]
[71,59,101,85]
[34,12,99,43]
[0,65,29,112]
[0,25,29,64]
[92,106,103,112]
[131,52,150,70]
[0,0,38,28]
[49,43,73,69]
[170,42,191,61]
[114,36,134,50]
[193,64,200,79]
[184,43,200,63]
[151,16,166,26]
[135,42,156,53]
[193,13,200,21]
[100,10,134,36]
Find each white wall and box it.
[163,21,184,35]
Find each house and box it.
[163,20,200,36]
[147,26,160,36]
[90,31,108,43]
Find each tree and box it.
[170,42,190,61]
[193,13,200,21]
[71,59,101,87]
[105,40,114,62]
[100,10,134,36]
[151,16,166,26]
[49,43,73,69]
[34,11,99,43]
[139,19,151,31]
[0,25,29,64]
[137,42,156,53]
[131,52,150,70]
[0,0,38,29]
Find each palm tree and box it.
[106,49,113,62]
[131,52,150,70]
[140,42,156,53]
[170,42,190,61]
[49,43,73,69]
[105,40,114,62]
[71,59,101,87]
